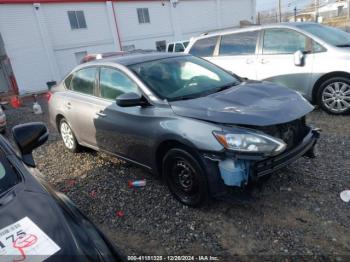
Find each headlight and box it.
[213,130,286,156]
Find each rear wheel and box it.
[162,148,209,207]
[59,119,80,152]
[317,77,350,115]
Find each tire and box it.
[59,119,80,152]
[316,77,350,115]
[162,148,209,207]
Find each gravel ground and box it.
[3,99,350,260]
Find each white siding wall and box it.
[177,0,218,37]
[0,4,53,94]
[43,3,118,77]
[115,1,173,48]
[114,0,256,50]
[0,0,255,93]
[220,0,255,28]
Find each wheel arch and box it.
[312,71,350,103]
[154,138,201,177]
[56,114,65,133]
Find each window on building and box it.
[70,67,96,95]
[156,40,166,52]
[75,51,87,64]
[137,8,150,24]
[68,11,87,29]
[189,36,218,57]
[263,29,308,55]
[99,68,140,100]
[219,31,258,56]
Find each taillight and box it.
[45,92,52,102]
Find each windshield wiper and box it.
[169,94,202,101]
[170,82,238,101]
[336,44,350,47]
[207,82,239,95]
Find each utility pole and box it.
[294,6,297,22]
[314,0,319,23]
[278,0,282,22]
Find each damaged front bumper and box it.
[251,128,319,179]
[202,127,320,196]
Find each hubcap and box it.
[170,158,198,196]
[176,161,194,191]
[322,82,350,113]
[60,122,75,149]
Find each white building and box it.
[0,0,256,94]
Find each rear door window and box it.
[0,153,20,195]
[175,43,185,52]
[168,44,174,52]
[99,67,140,100]
[219,31,258,56]
[64,74,73,89]
[70,67,97,95]
[263,29,308,55]
[189,36,218,57]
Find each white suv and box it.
[166,41,190,53]
[185,22,350,114]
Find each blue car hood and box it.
[169,81,314,126]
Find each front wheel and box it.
[317,77,350,115]
[59,119,80,152]
[162,148,209,207]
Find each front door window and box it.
[99,68,140,100]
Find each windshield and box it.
[129,56,240,101]
[297,23,350,47]
[0,152,20,195]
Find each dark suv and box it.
[49,53,319,206]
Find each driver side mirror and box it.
[116,92,147,107]
[12,122,49,167]
[294,50,305,66]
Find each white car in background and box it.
[185,22,350,115]
[166,40,190,53]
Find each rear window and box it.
[219,31,258,56]
[64,74,73,88]
[189,36,218,57]
[70,67,97,95]
[0,153,20,195]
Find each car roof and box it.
[198,22,319,38]
[86,52,189,67]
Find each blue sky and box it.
[256,0,315,11]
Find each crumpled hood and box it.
[169,81,314,126]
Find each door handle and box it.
[259,59,269,64]
[96,112,107,117]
